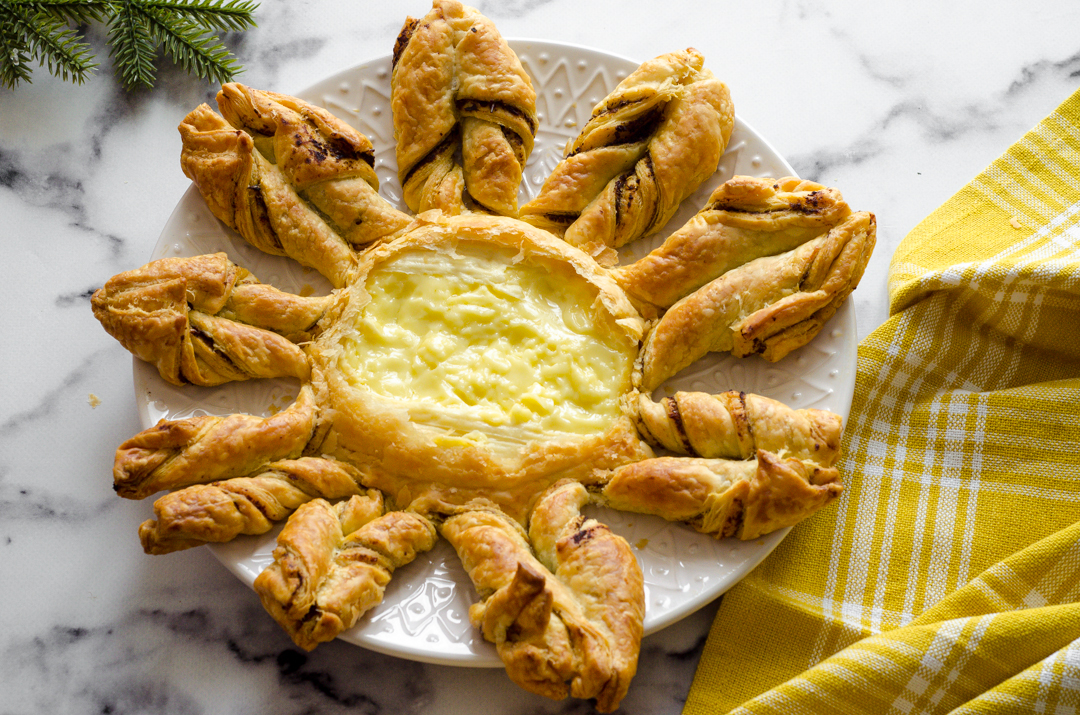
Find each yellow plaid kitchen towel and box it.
[685,86,1080,714]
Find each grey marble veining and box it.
[2,1,1077,712]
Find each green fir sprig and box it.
[0,0,258,91]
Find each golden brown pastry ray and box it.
[639,210,876,389]
[391,0,536,216]
[113,385,317,500]
[635,391,842,465]
[215,83,411,247]
[441,487,643,713]
[528,480,643,712]
[138,457,370,554]
[254,496,437,651]
[600,450,843,540]
[91,253,328,387]
[520,48,733,257]
[613,176,852,308]
[179,104,358,288]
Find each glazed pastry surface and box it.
[636,390,842,465]
[254,495,437,650]
[92,253,328,387]
[520,48,733,260]
[639,209,876,387]
[392,0,537,215]
[613,176,852,309]
[442,481,642,712]
[601,450,843,540]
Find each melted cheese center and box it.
[339,244,633,441]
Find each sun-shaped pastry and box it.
[91,1,875,710]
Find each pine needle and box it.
[0,0,258,90]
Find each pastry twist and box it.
[636,391,842,466]
[215,83,411,248]
[138,457,370,554]
[613,176,852,309]
[600,450,843,541]
[520,48,733,259]
[179,104,358,288]
[639,210,876,389]
[441,481,642,713]
[392,0,537,216]
[113,385,317,500]
[254,496,437,650]
[92,253,329,387]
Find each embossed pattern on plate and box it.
[135,41,857,667]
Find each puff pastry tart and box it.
[307,212,651,523]
[92,9,875,703]
[520,48,733,260]
[392,0,537,216]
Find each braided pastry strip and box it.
[613,176,852,309]
[636,391,842,466]
[138,457,370,554]
[92,253,329,387]
[640,210,876,389]
[520,48,733,259]
[113,385,317,500]
[215,83,411,248]
[179,104,357,288]
[600,450,843,541]
[441,487,643,713]
[392,0,537,216]
[254,496,437,651]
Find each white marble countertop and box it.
[2,1,1077,712]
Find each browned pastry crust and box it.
[92,253,329,387]
[113,386,317,500]
[612,176,852,309]
[527,480,643,711]
[600,450,843,540]
[254,495,437,651]
[635,390,842,465]
[138,457,370,554]
[308,212,651,524]
[391,0,537,216]
[215,83,411,248]
[520,48,733,259]
[440,484,643,713]
[639,210,876,389]
[179,104,359,288]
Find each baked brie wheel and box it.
[91,3,876,710]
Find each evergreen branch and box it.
[136,3,242,85]
[1,3,98,87]
[0,7,36,88]
[107,2,157,89]
[135,0,257,32]
[14,0,109,26]
[1,0,258,90]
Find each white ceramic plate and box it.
[136,40,857,667]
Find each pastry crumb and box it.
[1009,216,1023,229]
[299,283,315,297]
[88,393,102,408]
[635,538,649,550]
